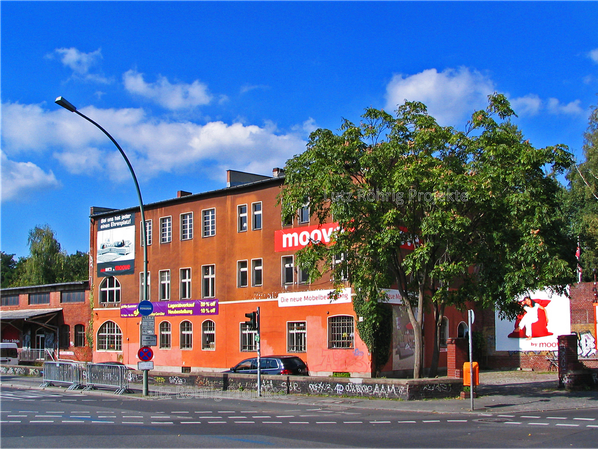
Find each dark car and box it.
[225,355,308,375]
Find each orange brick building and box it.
[89,169,468,376]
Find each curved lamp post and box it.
[55,96,149,395]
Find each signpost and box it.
[138,300,154,316]
[141,334,157,347]
[468,309,475,411]
[138,346,153,361]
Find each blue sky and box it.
[2,1,598,259]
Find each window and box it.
[160,216,172,243]
[458,321,468,338]
[61,290,85,303]
[141,219,152,246]
[282,256,294,285]
[238,205,248,232]
[100,277,121,303]
[240,323,257,352]
[159,322,171,349]
[29,293,50,305]
[440,317,449,347]
[181,212,193,240]
[180,321,193,349]
[97,321,122,351]
[332,253,348,281]
[180,268,192,300]
[74,324,86,347]
[281,204,294,226]
[252,202,262,230]
[299,203,310,224]
[237,260,248,288]
[159,270,170,301]
[59,325,70,349]
[298,265,309,284]
[202,320,216,350]
[328,316,354,349]
[1,295,19,306]
[251,259,263,287]
[287,321,307,353]
[202,265,215,298]
[139,272,150,302]
[202,208,216,237]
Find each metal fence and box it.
[41,362,129,394]
[20,348,56,362]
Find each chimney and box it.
[177,190,192,198]
[272,167,285,178]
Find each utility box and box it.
[463,362,479,386]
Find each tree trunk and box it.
[428,302,444,378]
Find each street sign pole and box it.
[468,309,475,411]
[257,307,261,397]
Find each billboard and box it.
[120,299,219,318]
[97,213,136,276]
[495,289,571,352]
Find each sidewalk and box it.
[2,370,597,414]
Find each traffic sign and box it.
[137,361,154,371]
[138,300,153,316]
[141,334,157,347]
[141,315,155,335]
[138,346,153,361]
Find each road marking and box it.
[370,421,390,424]
[398,420,416,423]
[547,416,567,420]
[122,415,143,418]
[316,421,337,424]
[235,421,255,424]
[276,415,294,418]
[30,420,55,423]
[171,411,189,414]
[556,423,579,427]
[252,415,271,418]
[218,411,235,414]
[289,421,309,424]
[8,415,27,417]
[91,421,113,424]
[447,420,467,423]
[123,422,144,425]
[529,422,549,426]
[151,415,172,419]
[262,421,282,424]
[521,415,540,419]
[423,420,440,423]
[208,421,226,424]
[151,422,174,425]
[504,422,522,425]
[574,417,595,421]
[61,420,84,423]
[587,425,598,428]
[344,421,363,424]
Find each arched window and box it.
[180,321,193,349]
[159,321,171,349]
[97,321,122,351]
[202,320,215,350]
[458,321,468,338]
[328,315,354,349]
[99,277,121,304]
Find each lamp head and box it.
[55,96,77,112]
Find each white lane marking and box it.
[423,420,440,423]
[263,421,282,424]
[498,414,515,418]
[398,420,416,423]
[29,420,54,423]
[151,421,174,425]
[181,421,202,424]
[276,415,294,418]
[547,416,567,420]
[521,415,540,419]
[252,415,271,418]
[123,422,144,425]
[289,421,309,424]
[7,415,27,418]
[574,417,595,421]
[529,422,549,426]
[447,420,467,423]
[208,421,226,424]
[370,421,390,424]
[504,422,522,425]
[122,415,143,418]
[316,421,337,424]
[556,423,579,427]
[344,421,363,424]
[587,425,598,428]
[235,421,255,424]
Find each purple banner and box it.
[120,299,219,318]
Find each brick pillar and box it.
[558,333,579,388]
[446,338,468,378]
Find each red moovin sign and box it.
[275,222,341,252]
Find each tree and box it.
[1,252,19,288]
[566,100,598,280]
[279,93,576,378]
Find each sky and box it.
[2,1,598,260]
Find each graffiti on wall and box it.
[578,331,597,358]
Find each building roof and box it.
[0,308,63,321]
[0,281,89,295]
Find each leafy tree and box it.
[566,101,598,280]
[279,93,576,378]
[1,252,19,288]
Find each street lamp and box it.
[55,96,149,395]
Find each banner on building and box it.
[120,299,219,318]
[97,213,136,276]
[495,289,571,352]
[278,288,352,307]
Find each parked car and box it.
[95,361,133,370]
[224,355,308,375]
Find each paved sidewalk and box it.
[2,370,597,415]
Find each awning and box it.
[0,308,63,321]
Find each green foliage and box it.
[353,294,393,373]
[279,93,575,378]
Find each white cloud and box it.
[48,47,110,84]
[1,102,308,190]
[1,151,60,203]
[509,94,543,116]
[547,98,584,115]
[589,48,598,64]
[123,70,213,110]
[385,67,495,125]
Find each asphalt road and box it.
[1,384,597,448]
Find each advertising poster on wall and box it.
[97,213,136,277]
[495,289,571,352]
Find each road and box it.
[1,386,597,448]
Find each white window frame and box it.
[332,253,348,281]
[202,208,216,237]
[139,272,151,302]
[202,264,215,298]
[251,202,262,230]
[238,204,248,232]
[298,265,309,284]
[160,216,172,244]
[159,321,172,349]
[97,321,122,351]
[237,260,248,288]
[328,315,354,349]
[240,323,257,352]
[281,256,294,285]
[180,212,193,241]
[287,321,307,353]
[251,259,263,287]
[140,219,152,246]
[202,320,216,351]
[159,270,170,301]
[100,277,121,304]
[180,321,193,350]
[299,203,310,224]
[180,268,192,300]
